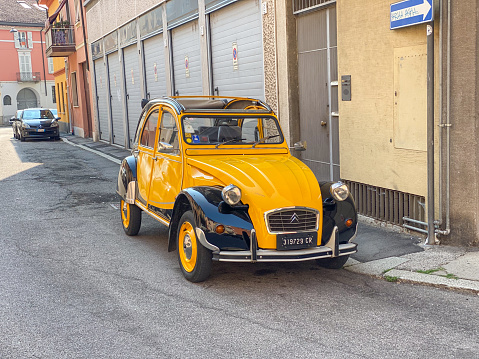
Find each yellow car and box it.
[117,96,357,282]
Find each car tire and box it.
[316,255,350,269]
[120,199,141,236]
[177,210,212,282]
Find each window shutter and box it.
[14,32,20,48]
[27,32,33,48]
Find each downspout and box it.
[65,58,73,134]
[79,0,89,71]
[437,0,451,236]
[40,28,47,96]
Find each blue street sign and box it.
[390,0,433,30]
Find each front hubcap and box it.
[179,222,197,273]
[121,200,130,228]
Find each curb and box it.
[344,257,479,295]
[61,137,122,165]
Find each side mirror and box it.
[55,116,61,120]
[292,140,307,151]
[141,98,148,108]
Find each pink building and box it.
[0,0,55,125]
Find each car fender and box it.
[168,186,254,253]
[117,156,137,202]
[319,182,358,244]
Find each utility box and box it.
[341,75,351,101]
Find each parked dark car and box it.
[10,110,23,139]
[14,108,60,141]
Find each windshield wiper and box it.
[215,138,246,148]
[251,134,280,148]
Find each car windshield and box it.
[22,110,54,120]
[181,116,283,146]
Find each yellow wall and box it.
[337,0,439,197]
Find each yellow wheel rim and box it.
[121,200,130,228]
[178,221,197,273]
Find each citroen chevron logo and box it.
[290,213,299,223]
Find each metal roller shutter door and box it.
[94,58,110,142]
[210,0,264,99]
[107,52,125,146]
[123,44,143,146]
[172,20,202,96]
[143,34,167,100]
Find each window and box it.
[71,71,79,107]
[48,58,54,74]
[158,111,179,154]
[140,110,159,148]
[52,86,56,103]
[74,0,81,23]
[3,95,11,105]
[18,52,32,80]
[61,82,65,113]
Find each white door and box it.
[171,20,202,96]
[143,34,167,100]
[123,44,143,147]
[107,52,125,146]
[94,58,110,142]
[209,0,264,99]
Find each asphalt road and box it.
[1,127,478,358]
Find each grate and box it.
[344,180,426,231]
[293,0,336,14]
[265,208,319,233]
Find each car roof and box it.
[144,96,273,115]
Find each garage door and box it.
[171,20,202,96]
[123,44,143,147]
[143,34,167,100]
[107,52,125,147]
[94,58,110,142]
[209,0,264,99]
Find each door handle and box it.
[321,121,327,127]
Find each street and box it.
[0,127,478,358]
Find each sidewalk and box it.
[61,134,479,294]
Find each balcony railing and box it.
[16,72,41,82]
[45,26,76,57]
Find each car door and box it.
[136,108,159,206]
[148,107,183,215]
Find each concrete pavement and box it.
[61,134,479,294]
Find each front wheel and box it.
[177,211,212,282]
[316,255,350,269]
[120,199,141,236]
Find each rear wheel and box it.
[177,211,212,282]
[316,255,350,269]
[120,199,141,236]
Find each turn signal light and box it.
[215,225,225,234]
[345,219,353,228]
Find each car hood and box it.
[186,154,323,211]
[22,119,55,126]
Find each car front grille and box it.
[265,207,319,233]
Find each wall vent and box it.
[293,0,336,15]
[344,180,426,232]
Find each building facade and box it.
[84,0,479,246]
[39,0,94,137]
[0,0,55,125]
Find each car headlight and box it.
[22,123,30,128]
[51,121,59,127]
[330,182,350,201]
[221,184,242,206]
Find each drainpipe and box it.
[437,0,451,236]
[40,28,47,97]
[65,58,73,134]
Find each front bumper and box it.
[197,225,358,263]
[22,128,59,138]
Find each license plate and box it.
[37,129,45,132]
[277,232,317,250]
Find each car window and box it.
[140,109,159,148]
[158,111,179,155]
[22,110,54,120]
[181,116,283,146]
